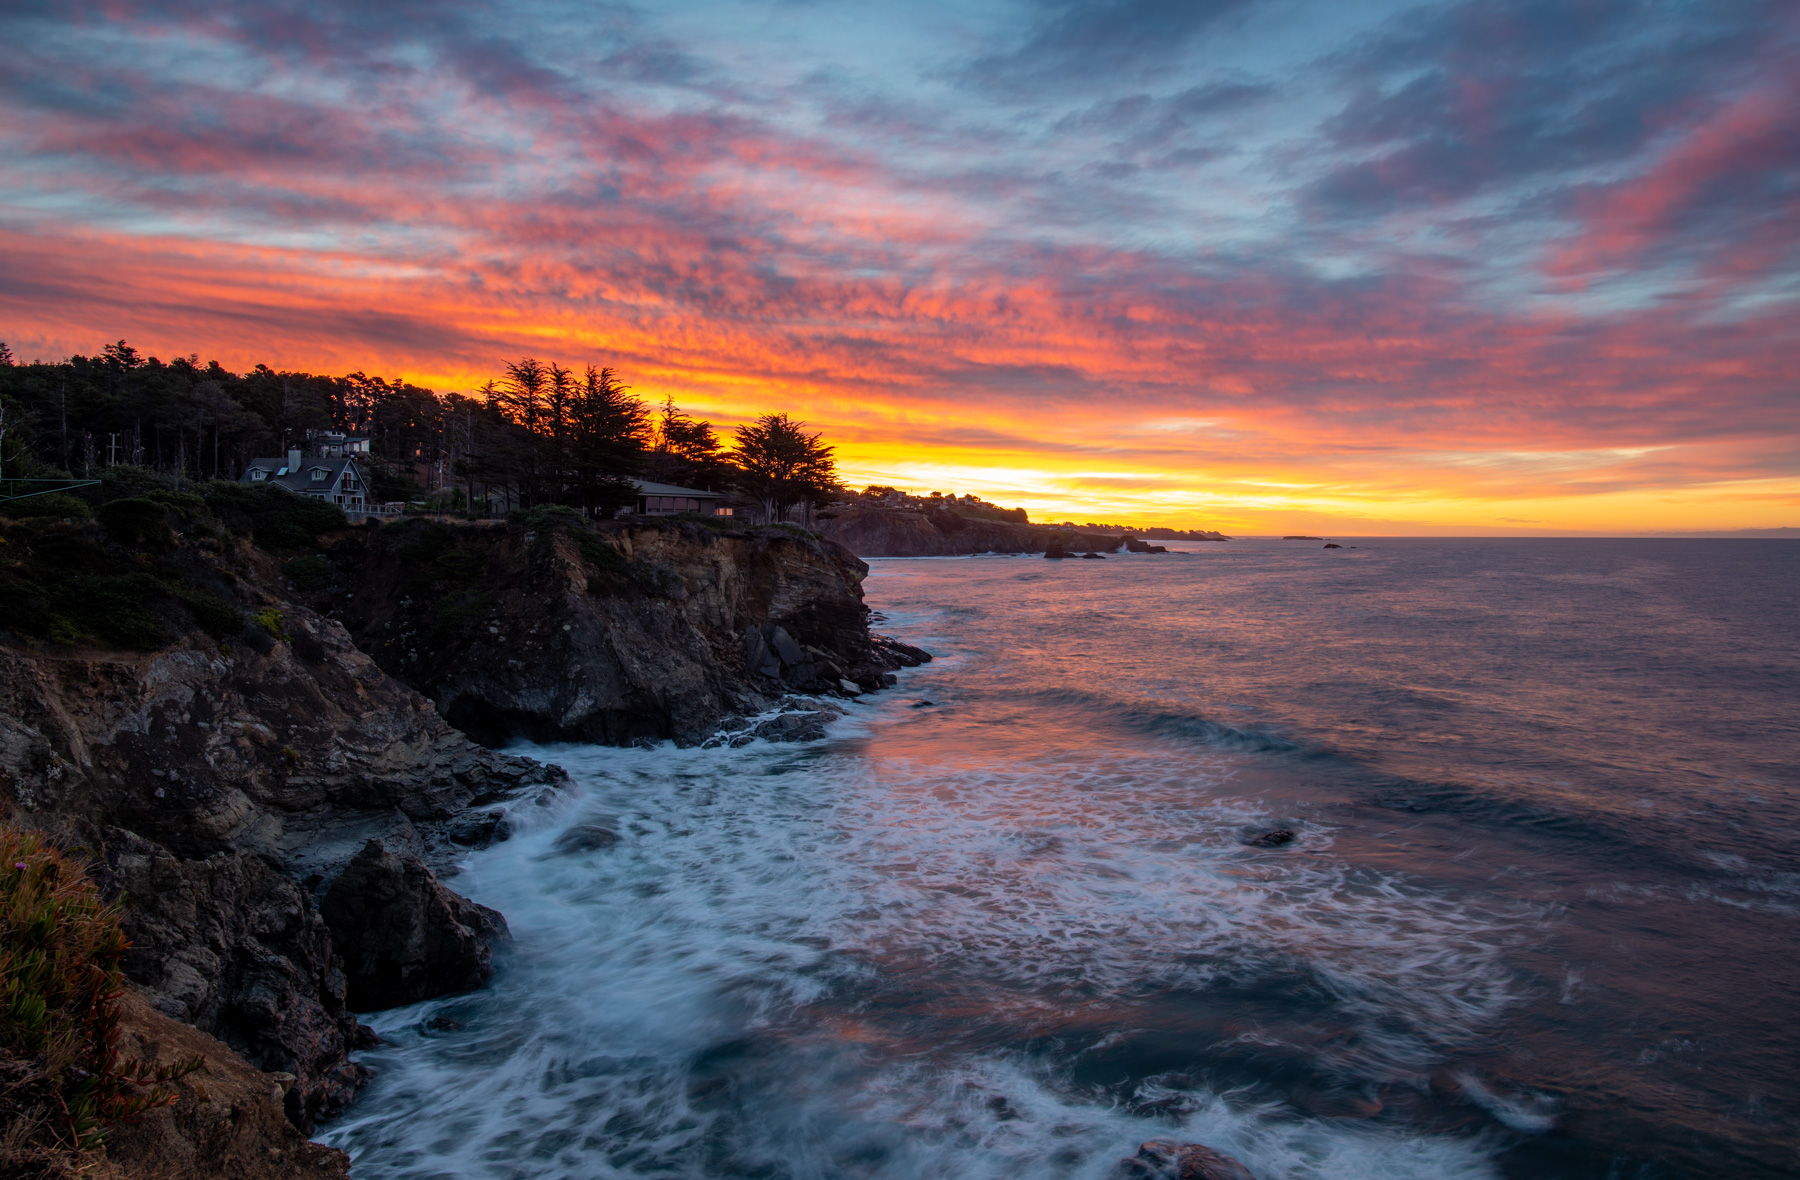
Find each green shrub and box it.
[170,585,241,639]
[199,481,345,551]
[3,494,92,522]
[95,465,173,504]
[283,553,335,593]
[0,827,201,1150]
[518,503,583,531]
[251,607,289,642]
[95,499,175,552]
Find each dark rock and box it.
[911,699,936,708]
[551,823,620,854]
[768,625,805,667]
[1080,551,1107,559]
[97,828,365,1129]
[333,517,931,747]
[446,809,511,847]
[1323,543,1342,548]
[1123,537,1169,554]
[1247,829,1296,848]
[752,711,834,743]
[320,839,509,1012]
[1109,1139,1257,1180]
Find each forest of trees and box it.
[0,341,839,524]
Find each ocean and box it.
[322,538,1800,1179]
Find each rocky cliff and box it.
[817,507,1126,557]
[302,511,928,747]
[0,491,927,1170]
[0,577,564,1130]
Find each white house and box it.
[242,448,368,513]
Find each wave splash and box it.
[324,712,1531,1179]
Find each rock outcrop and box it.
[0,497,931,1165]
[317,515,929,747]
[98,990,355,1179]
[321,838,509,1011]
[0,528,566,1128]
[1109,1139,1258,1180]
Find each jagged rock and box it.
[100,989,354,1178]
[1247,829,1296,848]
[330,518,931,746]
[753,711,834,743]
[1323,543,1342,549]
[447,808,511,848]
[0,565,567,1126]
[1109,1139,1258,1180]
[95,828,365,1129]
[320,839,508,1012]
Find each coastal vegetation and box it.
[0,828,201,1164]
[0,340,839,524]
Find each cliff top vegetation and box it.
[0,340,839,527]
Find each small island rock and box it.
[1109,1139,1258,1180]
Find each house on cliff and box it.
[632,480,732,516]
[242,446,369,513]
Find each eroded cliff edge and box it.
[304,511,928,747]
[0,494,925,1172]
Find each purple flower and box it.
[13,863,26,871]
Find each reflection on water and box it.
[327,540,1800,1179]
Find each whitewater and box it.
[325,539,1800,1179]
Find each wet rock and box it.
[1123,537,1169,553]
[1247,829,1296,848]
[911,699,936,708]
[320,839,509,1012]
[752,711,834,743]
[552,823,621,854]
[446,808,511,848]
[1323,543,1342,548]
[1080,551,1107,559]
[1109,1139,1258,1180]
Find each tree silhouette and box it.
[729,412,838,525]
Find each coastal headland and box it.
[0,487,926,1174]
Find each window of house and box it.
[250,470,266,481]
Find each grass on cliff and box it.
[0,827,200,1163]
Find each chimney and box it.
[287,448,301,470]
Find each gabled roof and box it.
[242,455,362,495]
[633,479,726,499]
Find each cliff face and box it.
[315,515,927,747]
[0,590,565,1129]
[817,507,1125,557]
[0,500,927,1160]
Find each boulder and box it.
[752,711,834,743]
[320,840,509,1012]
[1109,1139,1257,1180]
[1247,829,1296,848]
[551,823,620,854]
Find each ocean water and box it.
[323,538,1800,1179]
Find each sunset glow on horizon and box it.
[3,0,1797,534]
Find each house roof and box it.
[242,455,362,495]
[633,480,726,499]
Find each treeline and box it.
[0,341,840,523]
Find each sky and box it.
[1,0,1797,533]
